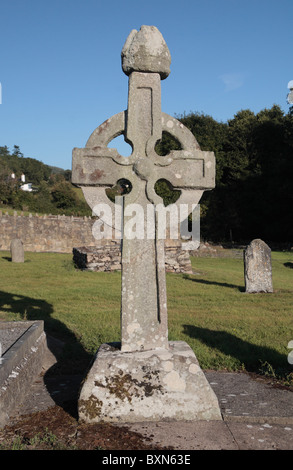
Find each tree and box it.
[51,181,79,209]
[178,112,228,185]
[19,157,51,185]
[32,181,56,213]
[174,112,229,240]
[0,160,17,204]
[174,106,293,243]
[12,145,23,158]
[63,169,72,181]
[51,180,91,215]
[0,146,10,158]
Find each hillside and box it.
[0,145,91,216]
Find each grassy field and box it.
[0,205,39,216]
[0,250,292,383]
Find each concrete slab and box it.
[123,419,293,450]
[227,421,293,450]
[125,421,239,450]
[205,370,293,423]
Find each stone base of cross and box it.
[74,26,221,423]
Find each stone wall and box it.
[0,212,193,273]
[73,242,122,272]
[73,241,192,274]
[0,212,97,253]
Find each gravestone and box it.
[244,239,273,293]
[73,25,221,422]
[10,238,24,263]
[0,321,47,428]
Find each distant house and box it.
[10,173,35,192]
[20,182,33,192]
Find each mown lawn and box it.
[0,250,292,383]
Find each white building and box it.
[20,183,33,192]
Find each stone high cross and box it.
[72,26,215,352]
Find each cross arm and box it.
[156,150,215,190]
[72,147,133,187]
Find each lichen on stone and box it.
[94,367,164,404]
[79,394,103,421]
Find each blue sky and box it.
[0,0,292,170]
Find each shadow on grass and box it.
[2,256,31,263]
[0,290,92,418]
[183,274,245,292]
[183,324,289,376]
[284,262,293,269]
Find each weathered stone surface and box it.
[121,25,171,79]
[78,341,222,423]
[73,241,193,274]
[73,242,121,272]
[74,25,220,423]
[0,321,48,428]
[244,239,273,293]
[0,213,97,253]
[72,29,215,352]
[10,238,24,263]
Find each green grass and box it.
[167,253,293,382]
[0,250,292,383]
[0,204,41,216]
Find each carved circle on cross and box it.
[85,110,201,206]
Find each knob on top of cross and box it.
[121,25,171,80]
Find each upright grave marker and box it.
[73,26,221,422]
[244,239,273,293]
[10,238,24,263]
